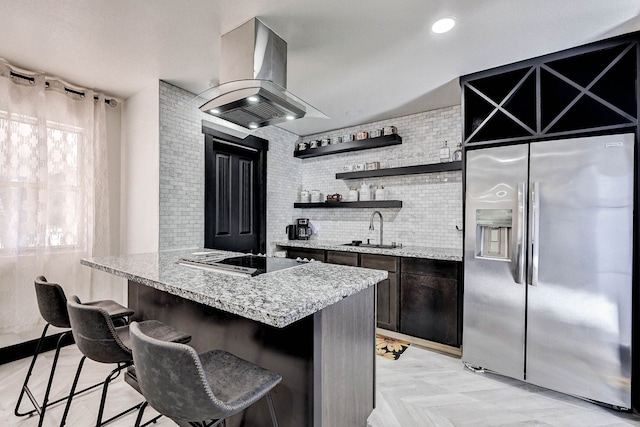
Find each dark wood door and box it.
[204,133,267,254]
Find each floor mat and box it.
[375,334,410,360]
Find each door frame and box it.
[202,122,268,254]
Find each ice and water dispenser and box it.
[475,209,512,260]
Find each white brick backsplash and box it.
[159,81,301,253]
[297,106,463,249]
[159,82,206,250]
[159,80,462,253]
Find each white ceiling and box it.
[0,0,638,136]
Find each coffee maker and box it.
[296,218,312,240]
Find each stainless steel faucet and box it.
[369,211,383,245]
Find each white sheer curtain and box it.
[0,59,115,346]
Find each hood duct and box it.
[200,18,325,129]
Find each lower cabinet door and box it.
[400,273,458,346]
[376,273,399,331]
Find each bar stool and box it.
[14,276,134,427]
[129,321,282,427]
[62,295,191,427]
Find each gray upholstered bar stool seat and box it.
[129,321,282,427]
[62,295,191,427]
[14,276,134,427]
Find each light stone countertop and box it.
[275,240,463,262]
[81,249,387,328]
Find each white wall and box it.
[106,104,122,255]
[121,82,160,254]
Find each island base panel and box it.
[314,284,376,426]
[128,280,375,427]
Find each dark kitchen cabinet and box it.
[284,247,325,262]
[326,250,358,266]
[361,254,399,332]
[400,258,461,347]
[326,251,399,331]
[280,245,461,344]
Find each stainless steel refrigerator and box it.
[463,133,635,409]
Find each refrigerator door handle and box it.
[514,182,527,284]
[528,182,540,286]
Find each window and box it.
[0,111,87,251]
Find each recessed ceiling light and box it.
[286,114,295,120]
[248,123,258,129]
[209,108,220,114]
[247,96,259,102]
[431,17,456,34]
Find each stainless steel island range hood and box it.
[200,18,325,129]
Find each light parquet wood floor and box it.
[368,345,640,427]
[2,343,640,426]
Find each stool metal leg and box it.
[15,325,113,427]
[96,362,142,427]
[14,323,50,418]
[60,354,87,427]
[266,392,279,427]
[35,331,69,426]
[134,401,163,427]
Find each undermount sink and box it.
[342,241,399,249]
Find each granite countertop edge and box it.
[81,250,387,329]
[274,240,463,261]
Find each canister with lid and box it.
[359,182,372,201]
[349,187,359,201]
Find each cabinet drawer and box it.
[361,254,399,272]
[284,247,325,262]
[401,257,459,279]
[326,251,358,266]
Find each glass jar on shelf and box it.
[439,140,451,163]
[452,142,463,162]
[349,187,359,201]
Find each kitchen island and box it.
[81,249,387,427]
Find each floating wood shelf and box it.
[294,134,402,159]
[294,200,403,208]
[336,161,462,179]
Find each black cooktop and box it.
[178,254,303,277]
[218,255,302,274]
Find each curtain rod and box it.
[9,71,118,107]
